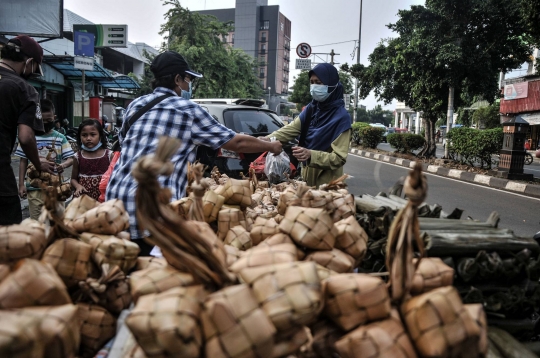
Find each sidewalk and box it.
[349,147,540,199]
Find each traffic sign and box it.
[296,43,312,58]
[73,24,128,48]
[74,56,94,71]
[74,31,95,57]
[295,59,312,70]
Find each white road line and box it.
[348,152,540,201]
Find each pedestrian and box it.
[105,50,282,255]
[262,63,352,188]
[0,35,56,225]
[16,99,75,220]
[71,119,112,201]
[436,130,441,143]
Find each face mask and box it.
[180,80,192,100]
[43,122,55,132]
[81,142,102,152]
[310,84,333,102]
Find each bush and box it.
[351,122,370,145]
[387,133,426,153]
[446,127,503,169]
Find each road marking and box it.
[348,152,540,201]
[448,169,462,178]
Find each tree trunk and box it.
[418,117,436,157]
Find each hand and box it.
[292,146,311,162]
[258,136,271,142]
[56,164,64,174]
[19,185,27,199]
[269,141,283,155]
[37,159,56,174]
[74,187,87,196]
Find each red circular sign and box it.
[296,43,312,58]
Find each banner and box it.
[504,82,528,100]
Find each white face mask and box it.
[310,84,337,102]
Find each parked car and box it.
[194,100,298,178]
[382,127,395,143]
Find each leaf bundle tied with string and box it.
[132,137,234,288]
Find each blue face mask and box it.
[181,81,192,100]
[81,142,102,152]
[310,84,335,102]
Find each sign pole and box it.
[82,69,85,122]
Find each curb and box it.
[349,148,540,199]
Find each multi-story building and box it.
[196,0,291,104]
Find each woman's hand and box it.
[292,146,311,162]
[18,185,27,199]
[74,187,87,196]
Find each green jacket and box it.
[269,117,351,188]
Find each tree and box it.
[289,70,311,111]
[128,50,156,97]
[367,105,393,126]
[161,0,262,99]
[352,0,534,157]
[472,103,501,129]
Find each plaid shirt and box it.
[105,87,235,239]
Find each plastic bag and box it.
[264,150,291,184]
[98,151,121,202]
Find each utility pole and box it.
[444,86,454,158]
[353,0,363,123]
[329,49,339,65]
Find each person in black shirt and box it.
[0,35,55,225]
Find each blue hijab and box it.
[299,63,352,151]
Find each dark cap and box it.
[7,35,44,76]
[150,51,202,79]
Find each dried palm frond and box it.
[319,174,351,191]
[187,163,209,222]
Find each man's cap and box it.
[150,51,203,79]
[7,35,43,76]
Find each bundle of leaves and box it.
[387,133,425,154]
[447,127,503,169]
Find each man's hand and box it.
[269,141,282,155]
[292,146,311,162]
[37,159,56,174]
[55,163,64,174]
[258,136,271,142]
[18,185,27,199]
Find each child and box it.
[17,99,75,220]
[71,119,111,201]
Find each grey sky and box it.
[64,0,426,110]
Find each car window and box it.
[223,109,284,135]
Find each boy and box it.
[17,99,75,220]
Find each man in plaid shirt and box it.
[106,51,282,255]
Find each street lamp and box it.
[267,87,271,109]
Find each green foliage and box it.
[351,122,370,145]
[446,127,503,168]
[387,133,426,153]
[367,105,393,126]
[161,0,262,99]
[289,70,311,111]
[456,107,472,127]
[472,103,501,129]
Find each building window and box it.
[260,44,266,54]
[260,80,265,88]
[232,33,234,44]
[260,20,269,30]
[261,32,267,42]
[259,68,265,78]
[280,22,284,32]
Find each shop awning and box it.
[43,56,140,90]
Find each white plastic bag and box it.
[264,147,291,184]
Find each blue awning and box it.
[43,56,140,90]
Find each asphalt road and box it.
[345,153,540,238]
[377,142,540,178]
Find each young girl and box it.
[71,119,111,201]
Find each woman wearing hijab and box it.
[266,63,351,188]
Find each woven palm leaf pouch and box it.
[303,319,343,358]
[334,215,368,265]
[0,264,9,282]
[411,257,455,295]
[401,286,481,358]
[80,233,140,273]
[41,238,93,288]
[224,225,253,251]
[279,207,337,250]
[129,265,195,303]
[0,259,71,309]
[335,309,417,358]
[69,199,130,235]
[224,244,242,268]
[201,284,276,358]
[272,326,311,358]
[0,309,44,357]
[323,273,391,331]
[464,304,488,357]
[250,217,280,245]
[0,219,48,264]
[229,243,298,273]
[215,178,253,208]
[301,189,333,210]
[238,261,322,332]
[63,195,99,223]
[202,190,225,223]
[218,208,247,241]
[22,304,81,358]
[135,256,167,271]
[126,286,207,358]
[304,248,356,274]
[76,303,117,358]
[326,192,356,223]
[277,186,301,215]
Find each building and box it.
[1,8,157,126]
[195,0,292,104]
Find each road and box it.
[377,142,540,178]
[345,153,540,238]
